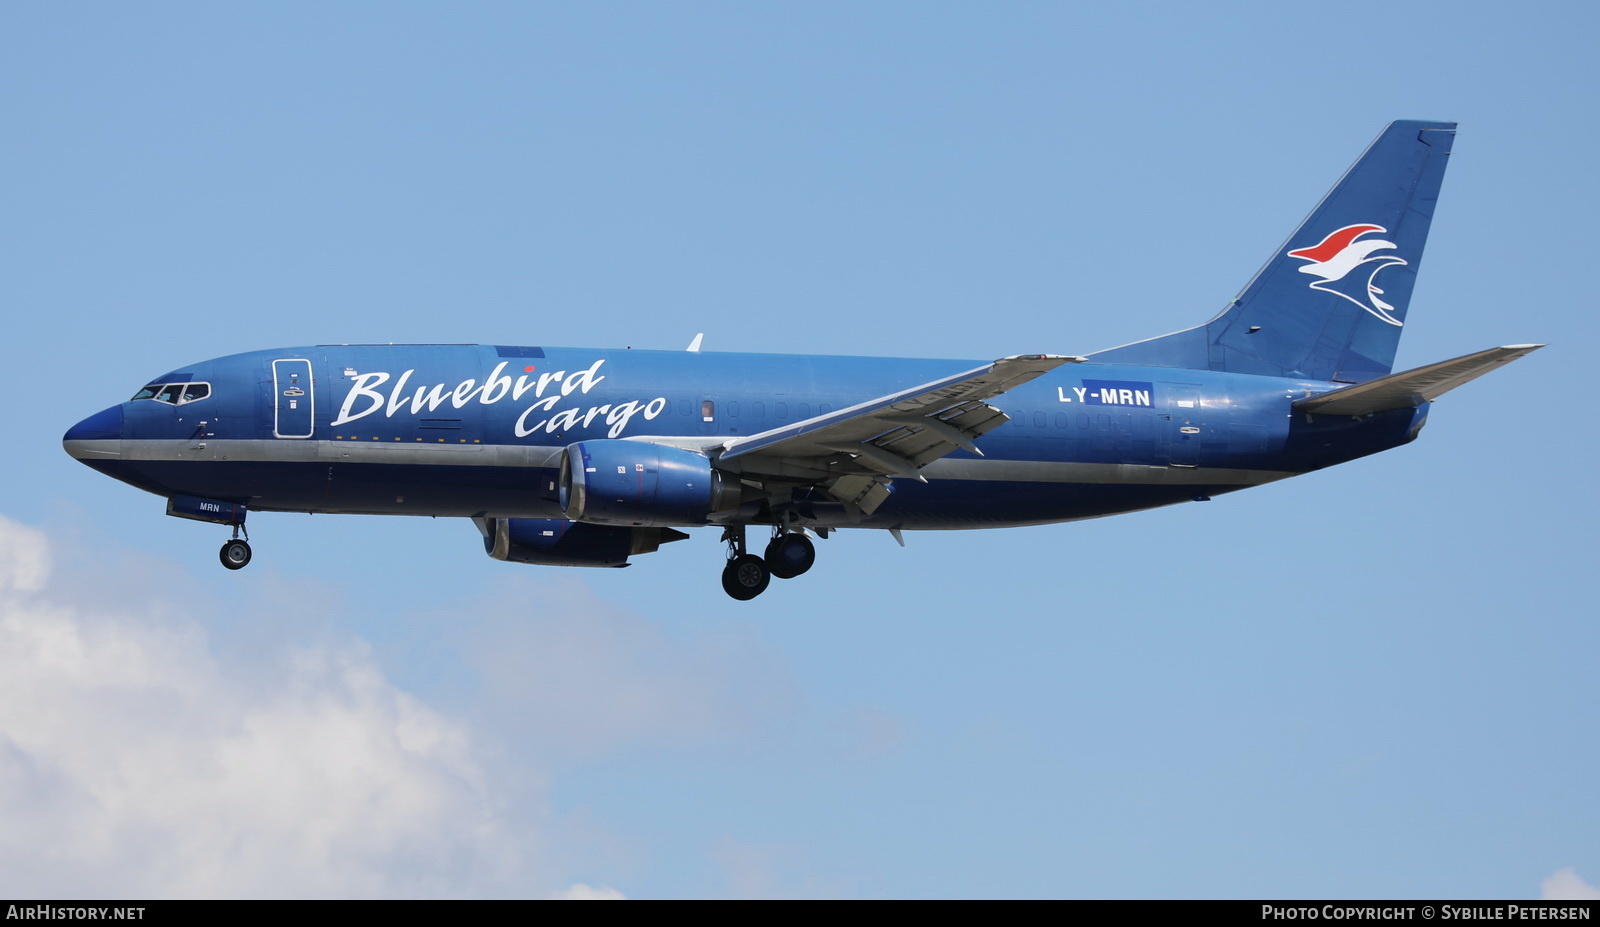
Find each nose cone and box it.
[63,405,124,458]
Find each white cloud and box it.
[0,515,531,898]
[1542,867,1600,901]
[713,836,846,899]
[0,513,811,898]
[0,514,49,593]
[554,883,626,900]
[0,512,820,898]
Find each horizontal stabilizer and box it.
[1294,344,1543,416]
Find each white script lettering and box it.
[333,358,663,440]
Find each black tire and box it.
[219,539,252,571]
[764,534,815,579]
[721,554,770,600]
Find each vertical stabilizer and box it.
[1092,120,1456,382]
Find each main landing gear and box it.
[219,524,252,571]
[765,531,815,579]
[720,526,818,600]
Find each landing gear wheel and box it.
[764,534,816,579]
[721,554,770,600]
[219,539,252,571]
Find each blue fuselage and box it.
[66,343,1426,530]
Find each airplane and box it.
[63,120,1541,600]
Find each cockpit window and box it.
[133,382,213,405]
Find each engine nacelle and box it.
[559,439,743,526]
[478,517,687,568]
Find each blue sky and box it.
[3,1,1596,899]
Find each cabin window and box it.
[819,403,832,415]
[753,401,765,418]
[727,401,739,417]
[180,383,211,404]
[775,402,787,419]
[1034,411,1046,428]
[677,400,691,419]
[701,400,715,422]
[797,403,810,419]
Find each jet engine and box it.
[559,439,744,526]
[478,517,687,568]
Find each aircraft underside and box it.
[78,454,1273,530]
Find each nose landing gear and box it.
[219,525,251,571]
[165,495,253,571]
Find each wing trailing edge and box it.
[718,354,1078,515]
[719,354,1077,465]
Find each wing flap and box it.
[719,354,1074,479]
[1294,344,1544,416]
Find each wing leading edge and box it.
[717,354,1077,514]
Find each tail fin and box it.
[1092,120,1456,382]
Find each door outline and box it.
[272,358,315,439]
[1164,385,1202,466]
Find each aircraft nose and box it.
[63,405,124,458]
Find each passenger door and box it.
[272,358,314,439]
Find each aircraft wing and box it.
[717,354,1076,511]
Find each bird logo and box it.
[1286,224,1408,326]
